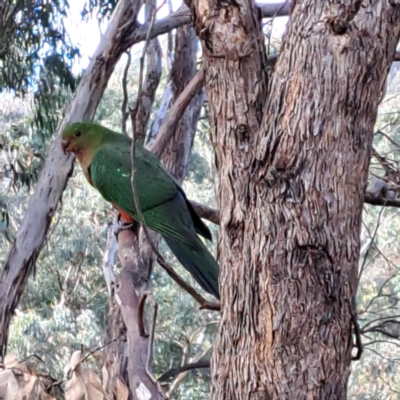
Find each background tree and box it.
[2,0,400,399]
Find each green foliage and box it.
[82,0,119,21]
[0,0,79,137]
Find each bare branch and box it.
[121,51,132,136]
[142,292,158,383]
[364,194,400,208]
[190,201,220,225]
[158,359,210,382]
[358,206,386,281]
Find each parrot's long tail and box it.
[163,236,220,299]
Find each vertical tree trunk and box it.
[187,0,400,398]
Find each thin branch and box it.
[121,51,132,136]
[361,314,400,331]
[364,194,400,208]
[158,359,210,382]
[190,200,219,225]
[144,292,158,383]
[358,206,385,281]
[79,336,120,366]
[351,309,363,360]
[156,253,220,310]
[130,0,162,143]
[359,274,398,315]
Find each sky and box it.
[65,0,288,74]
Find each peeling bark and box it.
[188,0,400,398]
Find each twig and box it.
[19,353,45,364]
[138,292,149,338]
[190,200,219,225]
[121,51,132,136]
[155,253,220,310]
[141,292,158,383]
[358,206,385,281]
[350,308,363,361]
[80,336,120,365]
[361,314,400,331]
[158,359,210,382]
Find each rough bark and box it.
[0,0,145,358]
[187,0,400,398]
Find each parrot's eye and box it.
[74,131,81,137]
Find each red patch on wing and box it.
[111,203,135,223]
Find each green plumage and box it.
[62,122,220,298]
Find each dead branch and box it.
[121,51,132,136]
[128,22,219,310]
[358,206,386,281]
[142,292,158,383]
[364,195,400,208]
[158,253,221,310]
[158,359,210,382]
[190,201,220,225]
[350,310,363,361]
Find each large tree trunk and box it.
[187,0,400,398]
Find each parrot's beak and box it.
[61,139,70,154]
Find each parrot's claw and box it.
[114,221,134,237]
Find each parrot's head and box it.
[61,122,104,156]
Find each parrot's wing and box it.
[89,140,197,246]
[90,140,179,212]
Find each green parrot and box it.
[61,122,219,299]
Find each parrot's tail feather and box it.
[163,236,220,299]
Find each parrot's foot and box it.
[114,221,134,238]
